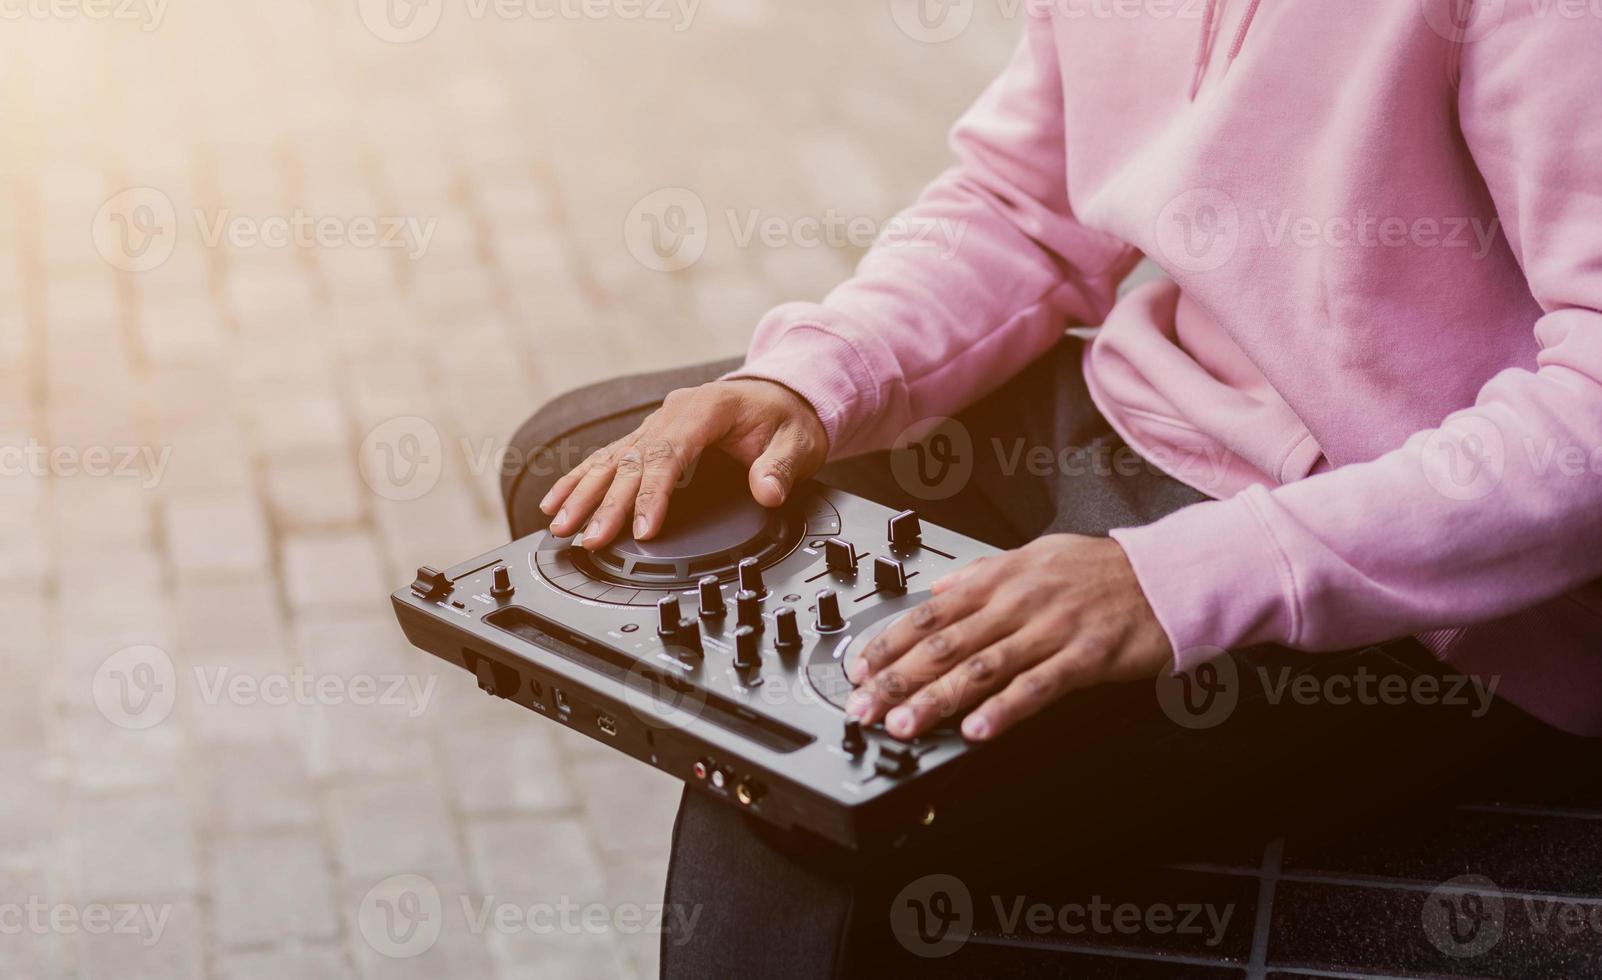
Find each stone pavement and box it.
[0,1,1012,976]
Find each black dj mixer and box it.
[390,453,1002,850]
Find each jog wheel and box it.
[568,451,805,591]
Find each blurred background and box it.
[0,1,1015,976]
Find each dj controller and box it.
[391,453,1001,850]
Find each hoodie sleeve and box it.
[727,14,1135,459]
[1111,3,1602,663]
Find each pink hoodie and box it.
[732,0,1602,736]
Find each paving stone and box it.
[327,778,463,887]
[209,833,340,947]
[70,791,199,902]
[464,815,609,907]
[74,898,203,980]
[438,720,575,816]
[164,494,272,579]
[217,946,353,980]
[566,755,682,859]
[280,532,388,612]
[198,738,321,832]
[264,456,366,530]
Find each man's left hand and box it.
[844,534,1173,741]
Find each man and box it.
[506,2,1602,974]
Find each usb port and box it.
[554,689,570,714]
[596,713,617,736]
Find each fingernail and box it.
[553,508,568,531]
[633,515,649,539]
[962,714,991,740]
[540,488,559,513]
[762,475,785,500]
[887,708,913,737]
[584,521,601,543]
[845,657,866,683]
[845,690,870,718]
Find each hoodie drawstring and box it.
[1188,0,1263,100]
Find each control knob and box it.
[738,557,766,597]
[733,625,761,671]
[773,606,802,649]
[735,589,763,629]
[697,575,726,618]
[815,589,846,633]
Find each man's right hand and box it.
[539,378,829,550]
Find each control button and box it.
[735,589,763,629]
[738,557,766,597]
[888,509,922,549]
[873,556,908,593]
[697,575,726,618]
[842,719,867,757]
[656,595,702,655]
[824,537,857,574]
[733,624,761,671]
[490,566,515,599]
[875,743,919,778]
[815,589,846,633]
[656,595,684,636]
[410,566,452,601]
[774,606,802,649]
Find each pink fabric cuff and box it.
[722,324,881,459]
[1109,490,1299,672]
